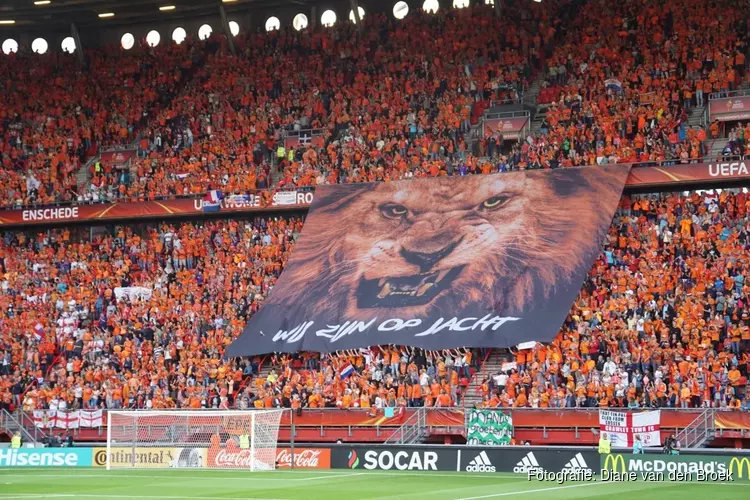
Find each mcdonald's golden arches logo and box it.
[729,457,750,479]
[602,454,626,472]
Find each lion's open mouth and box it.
[356,266,464,308]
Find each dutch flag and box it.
[341,362,354,379]
[203,190,223,212]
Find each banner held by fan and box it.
[599,409,661,447]
[226,166,631,356]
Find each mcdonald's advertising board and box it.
[600,453,748,482]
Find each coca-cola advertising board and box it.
[204,447,331,469]
[276,448,331,469]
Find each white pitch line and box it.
[0,470,525,480]
[0,496,288,500]
[0,474,293,481]
[454,481,608,500]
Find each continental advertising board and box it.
[93,447,330,469]
[92,447,205,468]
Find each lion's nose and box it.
[400,238,462,273]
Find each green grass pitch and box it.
[0,469,748,500]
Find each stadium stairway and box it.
[523,72,545,109]
[687,104,707,129]
[710,137,731,159]
[0,409,46,446]
[675,408,716,448]
[461,350,509,409]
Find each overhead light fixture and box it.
[34,1,51,5]
[159,5,175,11]
[0,20,15,24]
[98,13,115,18]
[222,0,237,3]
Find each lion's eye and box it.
[380,203,409,219]
[479,195,510,211]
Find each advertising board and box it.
[0,448,92,467]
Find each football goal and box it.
[105,410,284,470]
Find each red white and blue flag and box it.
[340,362,354,379]
[203,190,223,212]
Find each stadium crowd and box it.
[511,0,748,168]
[0,40,203,208]
[6,1,749,209]
[1,0,750,416]
[1,187,750,412]
[83,5,552,203]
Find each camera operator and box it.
[663,433,680,455]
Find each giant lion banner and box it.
[226,166,630,355]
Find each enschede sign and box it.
[2,190,314,227]
[0,447,92,467]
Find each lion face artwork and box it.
[227,166,630,356]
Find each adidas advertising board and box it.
[457,447,599,475]
[332,446,600,475]
[465,451,496,472]
[512,451,544,474]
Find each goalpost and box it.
[106,410,284,471]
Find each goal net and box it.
[106,410,284,470]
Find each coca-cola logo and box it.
[214,449,253,468]
[276,448,331,469]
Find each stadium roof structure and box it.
[0,0,319,29]
[0,0,502,53]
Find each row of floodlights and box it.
[1,0,537,55]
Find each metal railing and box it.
[709,89,750,101]
[489,97,524,107]
[675,408,715,449]
[482,110,531,142]
[384,407,428,445]
[483,110,530,121]
[1,409,45,446]
[282,128,326,140]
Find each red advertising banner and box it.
[483,117,529,139]
[626,159,750,186]
[100,149,137,168]
[709,95,750,121]
[2,160,749,228]
[275,448,331,469]
[0,190,314,227]
[203,446,330,469]
[714,412,750,430]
